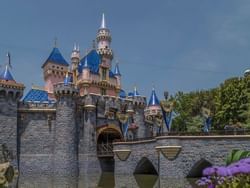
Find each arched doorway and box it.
[187,158,212,178]
[97,125,122,172]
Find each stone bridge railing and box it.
[113,132,250,178]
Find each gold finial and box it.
[54,37,58,48]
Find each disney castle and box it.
[0,14,164,185]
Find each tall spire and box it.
[0,52,14,81]
[114,63,121,76]
[148,88,160,106]
[6,52,12,68]
[73,43,77,51]
[100,13,106,29]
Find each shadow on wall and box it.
[186,158,212,178]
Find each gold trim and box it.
[96,124,123,140]
[155,146,182,160]
[84,104,96,110]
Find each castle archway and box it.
[97,124,122,172]
[134,157,158,175]
[187,158,212,178]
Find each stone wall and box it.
[0,94,19,166]
[113,135,250,178]
[18,111,56,177]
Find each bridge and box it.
[113,130,250,178]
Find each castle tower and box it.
[129,87,147,138]
[42,45,69,98]
[78,95,101,176]
[96,14,113,83]
[0,53,25,167]
[145,88,161,116]
[71,44,80,84]
[114,63,121,96]
[144,88,162,136]
[53,76,79,187]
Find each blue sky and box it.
[0,0,250,99]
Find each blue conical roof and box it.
[78,49,115,77]
[78,50,100,74]
[148,88,160,106]
[0,65,15,81]
[114,63,121,76]
[42,47,69,67]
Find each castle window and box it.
[101,88,106,95]
[57,66,59,69]
[102,68,107,81]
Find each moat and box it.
[15,173,198,188]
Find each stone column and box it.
[78,95,101,188]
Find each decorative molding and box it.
[113,149,131,161]
[155,146,182,160]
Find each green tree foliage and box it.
[165,76,250,131]
[214,77,250,128]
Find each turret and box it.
[144,88,163,136]
[53,78,79,186]
[96,13,113,59]
[145,88,162,118]
[96,14,113,83]
[127,87,147,138]
[0,52,25,167]
[42,44,69,97]
[71,44,80,84]
[114,63,121,96]
[77,55,91,96]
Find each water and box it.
[11,173,199,188]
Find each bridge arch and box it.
[97,124,122,172]
[187,158,212,178]
[134,157,158,175]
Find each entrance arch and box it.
[134,157,158,175]
[97,125,122,172]
[187,158,212,178]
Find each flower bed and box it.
[196,157,250,187]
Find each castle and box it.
[0,14,163,183]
